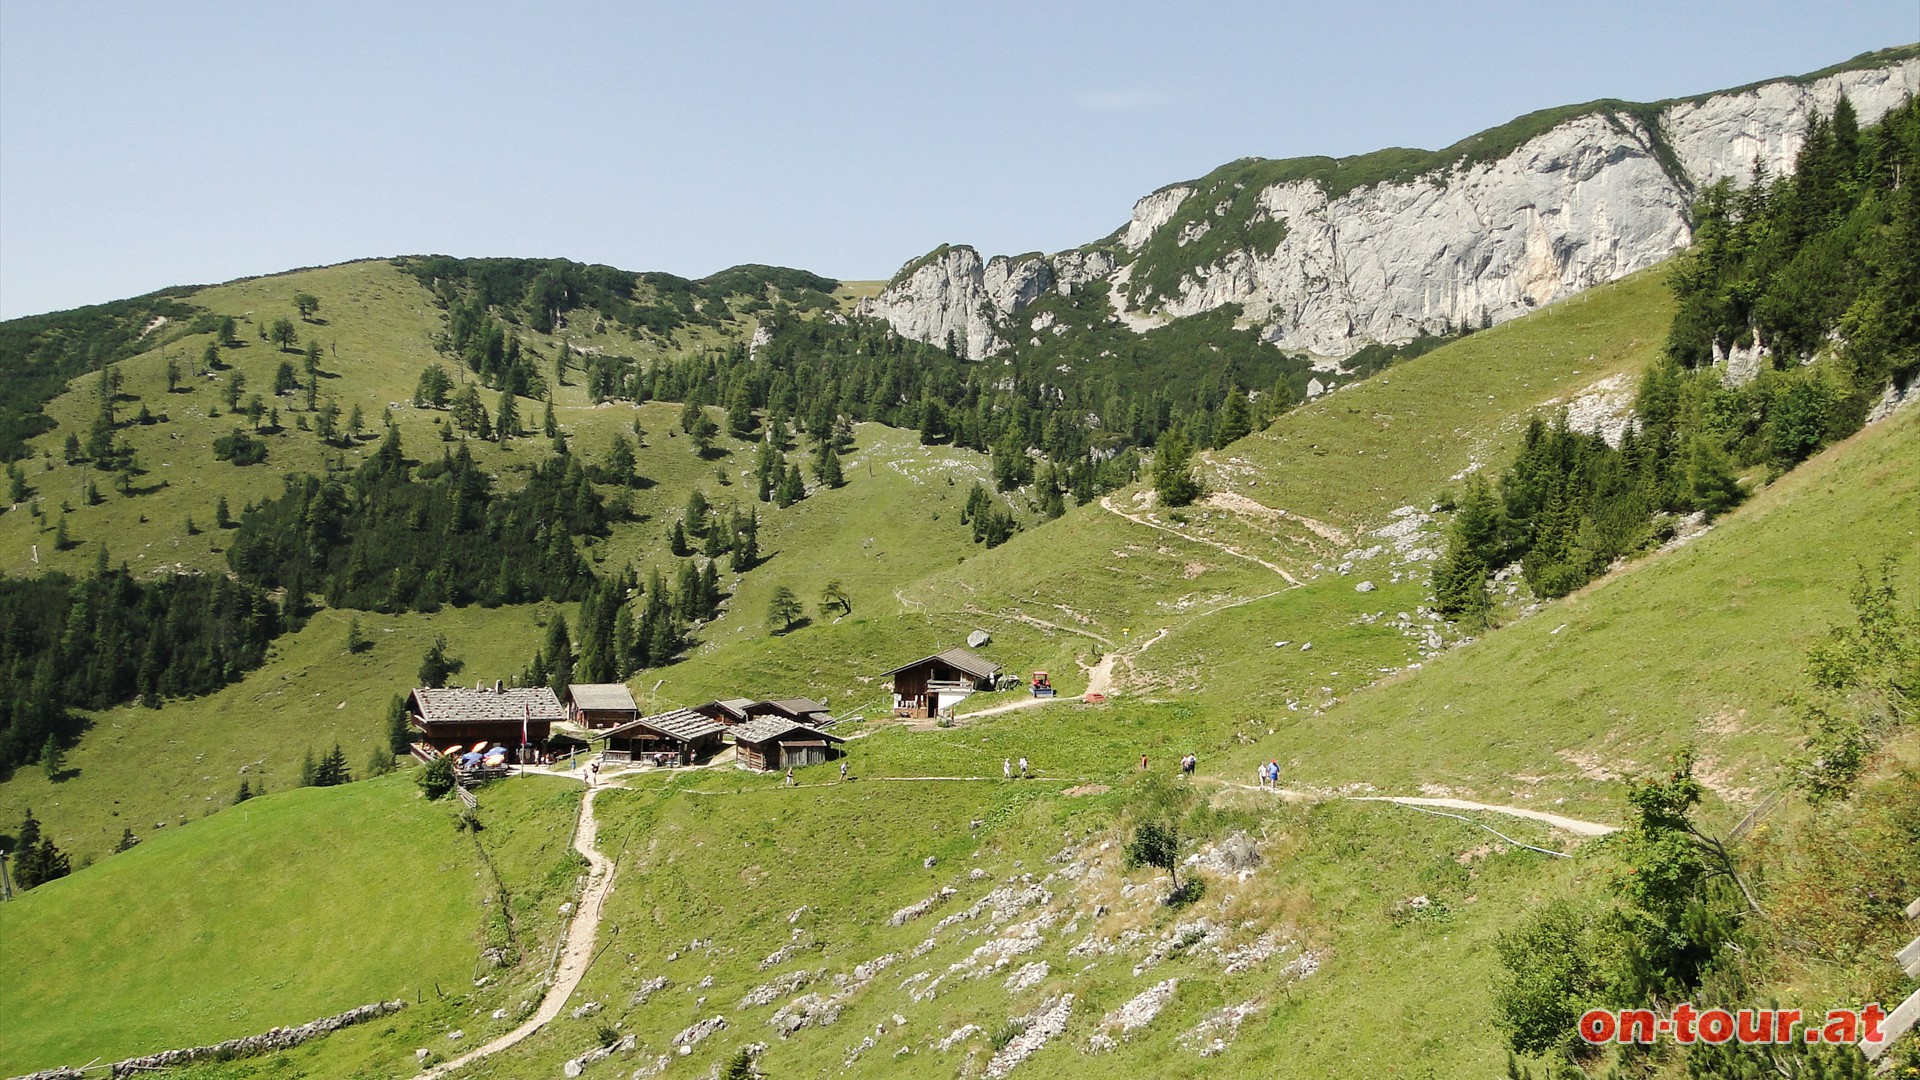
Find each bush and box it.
[418,754,455,800]
[1491,900,1605,1055]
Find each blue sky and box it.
[1,1,1914,318]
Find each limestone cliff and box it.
[862,49,1918,362]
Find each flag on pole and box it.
[522,702,530,749]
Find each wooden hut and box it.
[408,684,563,762]
[601,708,727,767]
[882,648,1000,718]
[743,697,835,728]
[689,698,756,725]
[731,716,845,771]
[565,683,640,730]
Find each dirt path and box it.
[1202,490,1351,547]
[1346,795,1617,837]
[1210,779,1616,836]
[418,785,615,1078]
[1099,495,1305,585]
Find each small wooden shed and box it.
[565,683,640,729]
[601,708,727,767]
[731,716,845,771]
[882,647,1000,718]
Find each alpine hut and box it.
[731,716,845,771]
[600,707,727,767]
[882,647,1001,719]
[565,683,640,730]
[409,683,563,762]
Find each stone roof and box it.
[754,697,831,719]
[412,686,565,725]
[731,716,845,745]
[567,683,638,712]
[880,647,1000,682]
[603,708,726,743]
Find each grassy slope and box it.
[0,772,583,1076]
[0,260,994,860]
[0,602,559,864]
[8,246,1913,1079]
[1224,401,1920,819]
[1207,265,1675,532]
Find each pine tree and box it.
[496,390,519,441]
[235,778,253,804]
[40,735,61,781]
[767,586,802,632]
[299,747,318,787]
[419,634,456,687]
[115,827,139,852]
[544,614,573,694]
[1152,428,1203,507]
[386,694,414,754]
[731,509,759,572]
[815,445,844,488]
[698,560,722,621]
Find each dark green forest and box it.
[225,429,613,613]
[0,566,281,773]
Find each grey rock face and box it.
[860,57,1918,362]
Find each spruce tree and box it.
[544,615,573,694]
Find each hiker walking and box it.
[785,766,795,787]
[1140,754,1149,771]
[840,759,849,782]
[1018,756,1030,779]
[1004,758,1013,781]
[1181,753,1196,777]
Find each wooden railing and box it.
[1864,894,1920,1061]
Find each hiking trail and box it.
[418,784,614,1078]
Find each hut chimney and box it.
[494,680,504,694]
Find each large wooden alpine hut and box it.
[408,683,563,762]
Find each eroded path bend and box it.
[419,784,614,1078]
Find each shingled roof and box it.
[730,716,845,745]
[752,697,832,720]
[602,708,726,743]
[880,647,1000,682]
[567,683,638,712]
[411,686,565,725]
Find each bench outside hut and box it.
[731,716,845,771]
[882,647,1001,719]
[408,683,563,764]
[601,708,727,767]
[565,683,640,730]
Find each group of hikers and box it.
[1002,757,1031,779]
[1256,759,1282,788]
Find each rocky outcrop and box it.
[855,247,1055,361]
[861,53,1918,361]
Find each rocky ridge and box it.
[859,52,1918,362]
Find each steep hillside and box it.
[0,773,583,1076]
